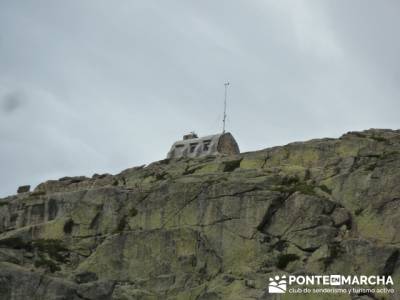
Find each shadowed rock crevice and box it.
[382,250,400,276]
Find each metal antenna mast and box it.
[222,82,230,133]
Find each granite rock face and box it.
[0,129,400,300]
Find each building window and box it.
[203,140,211,151]
[190,143,198,153]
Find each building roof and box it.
[167,132,239,159]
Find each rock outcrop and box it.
[0,129,400,299]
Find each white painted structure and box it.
[167,132,239,159]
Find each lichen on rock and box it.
[0,129,400,299]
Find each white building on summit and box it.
[167,132,240,159]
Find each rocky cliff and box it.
[1,129,400,300]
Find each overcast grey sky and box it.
[0,1,399,197]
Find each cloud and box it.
[0,0,399,197]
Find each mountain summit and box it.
[0,129,399,299]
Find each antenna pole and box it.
[223,82,229,133]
